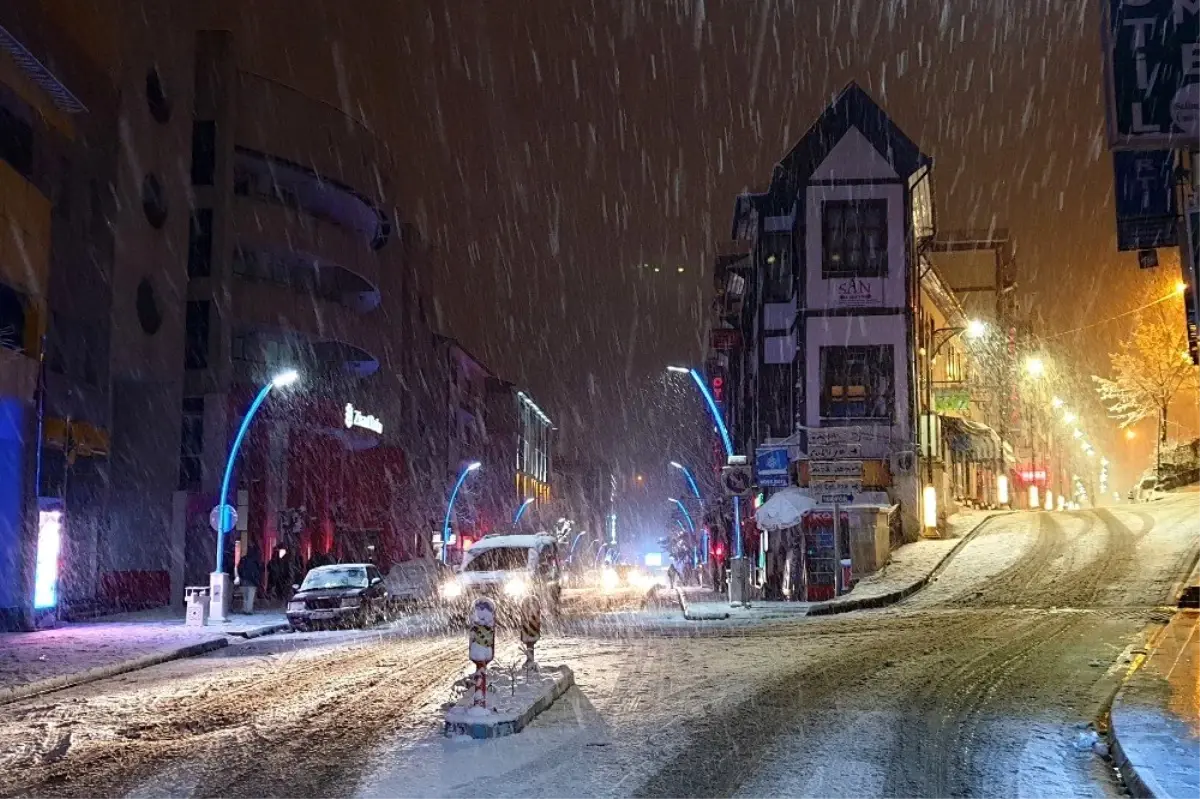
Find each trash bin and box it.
[185,586,210,626]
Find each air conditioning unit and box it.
[891,451,916,474]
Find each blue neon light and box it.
[688,368,733,458]
[513,497,535,525]
[442,463,480,563]
[217,381,276,574]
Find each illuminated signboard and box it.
[34,510,62,609]
[344,403,383,434]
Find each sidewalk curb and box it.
[229,622,291,639]
[807,511,1013,617]
[1107,620,1177,799]
[0,637,229,706]
[676,587,730,621]
[444,666,575,739]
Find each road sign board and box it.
[722,464,753,496]
[1102,0,1200,149]
[758,473,791,488]
[209,504,237,534]
[819,493,854,505]
[809,460,863,478]
[808,480,862,493]
[808,443,861,460]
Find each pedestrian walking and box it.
[237,545,264,613]
[667,563,680,589]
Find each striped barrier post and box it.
[468,598,496,708]
[520,595,541,672]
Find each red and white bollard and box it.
[520,595,541,672]
[468,598,496,708]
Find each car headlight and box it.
[339,597,362,608]
[600,569,620,592]
[440,580,464,599]
[287,601,305,612]
[503,577,529,598]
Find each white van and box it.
[1134,476,1165,503]
[441,534,563,613]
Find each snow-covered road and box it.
[1,496,1196,798]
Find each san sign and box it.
[1102,0,1200,148]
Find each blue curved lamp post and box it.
[669,497,698,567]
[442,461,481,563]
[215,369,298,574]
[669,461,702,500]
[513,496,535,526]
[667,366,741,560]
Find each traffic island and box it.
[444,665,575,740]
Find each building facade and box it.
[708,83,1026,599]
[0,2,439,626]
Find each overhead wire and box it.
[1040,290,1181,341]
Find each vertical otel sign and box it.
[1102,0,1199,149]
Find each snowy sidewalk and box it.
[1110,609,1200,798]
[807,508,1005,615]
[0,607,288,704]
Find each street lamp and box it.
[669,460,702,500]
[211,368,298,622]
[513,496,535,525]
[442,461,482,563]
[667,364,744,598]
[1024,356,1045,377]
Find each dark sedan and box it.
[286,563,389,630]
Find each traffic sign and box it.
[755,445,790,488]
[209,504,237,534]
[820,493,854,505]
[722,464,753,496]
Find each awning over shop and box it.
[941,416,1001,463]
[756,487,817,532]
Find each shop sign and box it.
[1113,150,1178,251]
[834,277,883,307]
[1102,0,1200,149]
[756,445,790,488]
[344,403,383,434]
[934,388,971,412]
[710,328,742,351]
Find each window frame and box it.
[818,344,896,422]
[821,198,889,279]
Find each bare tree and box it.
[1093,304,1198,474]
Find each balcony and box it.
[230,196,381,312]
[228,278,381,377]
[234,72,385,214]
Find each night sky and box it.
[201,0,1194,483]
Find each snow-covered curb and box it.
[444,665,574,740]
[807,511,1011,616]
[0,637,229,706]
[675,588,729,621]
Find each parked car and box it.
[385,558,455,607]
[1134,476,1165,503]
[440,534,563,617]
[287,563,389,630]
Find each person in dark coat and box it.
[237,545,264,613]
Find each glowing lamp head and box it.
[1024,357,1045,377]
[965,319,987,339]
[1176,281,1188,295]
[666,365,690,374]
[669,461,683,469]
[271,369,299,388]
[466,461,482,472]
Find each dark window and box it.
[187,209,214,277]
[145,68,171,124]
[0,282,27,352]
[178,396,204,490]
[136,278,163,335]
[0,104,33,177]
[190,121,216,185]
[819,345,895,421]
[141,174,168,228]
[759,363,794,439]
[760,236,793,302]
[822,199,888,278]
[184,300,210,369]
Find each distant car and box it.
[440,534,563,616]
[287,563,389,630]
[385,558,455,606]
[1134,477,1165,503]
